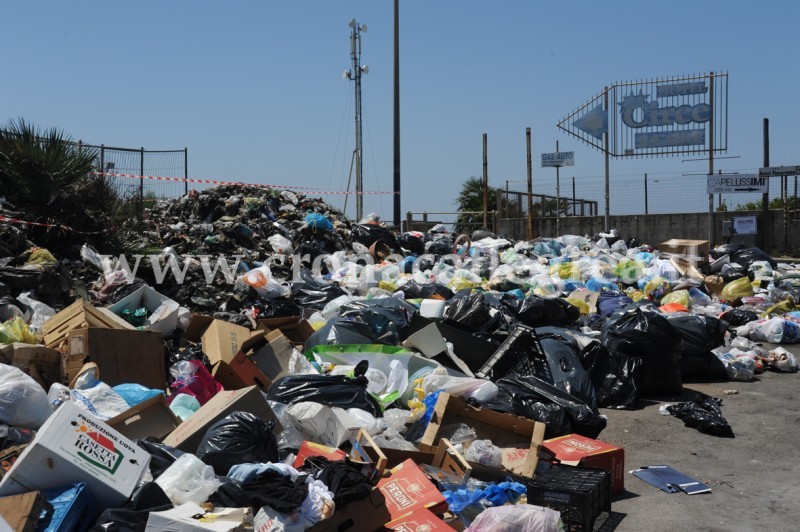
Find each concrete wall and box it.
[497,209,799,252]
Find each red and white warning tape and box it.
[0,215,111,235]
[92,171,396,195]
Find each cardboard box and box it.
[293,429,388,479]
[420,393,545,479]
[67,328,166,389]
[107,285,180,336]
[377,459,447,521]
[543,433,625,494]
[0,343,61,389]
[146,502,249,531]
[659,239,709,265]
[0,402,150,508]
[256,317,314,349]
[162,386,281,453]
[248,330,297,383]
[0,491,50,532]
[106,395,181,441]
[386,508,456,532]
[286,403,359,448]
[402,317,496,376]
[42,299,132,349]
[200,319,251,365]
[305,487,392,532]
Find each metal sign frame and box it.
[558,72,728,158]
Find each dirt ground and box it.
[598,342,800,532]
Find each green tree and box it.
[733,196,800,211]
[454,176,496,234]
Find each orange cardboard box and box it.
[377,459,447,521]
[542,433,625,494]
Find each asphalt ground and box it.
[598,342,800,532]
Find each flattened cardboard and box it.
[106,395,181,441]
[67,328,166,390]
[377,459,447,521]
[0,491,49,532]
[0,402,150,508]
[420,393,545,479]
[146,502,249,531]
[162,386,281,453]
[543,434,625,494]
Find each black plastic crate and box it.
[475,325,550,381]
[527,464,611,532]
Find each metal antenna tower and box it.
[343,19,368,221]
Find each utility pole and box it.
[393,0,401,230]
[762,118,770,250]
[482,133,488,228]
[526,127,533,240]
[344,19,368,222]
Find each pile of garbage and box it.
[0,186,798,530]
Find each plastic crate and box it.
[36,482,97,532]
[527,464,611,532]
[475,325,550,381]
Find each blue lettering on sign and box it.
[619,93,711,129]
[635,129,705,148]
[656,82,707,98]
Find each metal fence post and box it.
[184,147,189,196]
[139,147,145,221]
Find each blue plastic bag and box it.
[112,383,164,407]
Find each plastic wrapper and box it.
[663,393,734,437]
[267,234,295,254]
[614,259,645,284]
[740,317,800,344]
[239,265,291,299]
[444,481,528,526]
[640,276,671,300]
[137,440,185,478]
[266,369,383,417]
[465,439,503,468]
[196,411,279,476]
[154,453,222,506]
[661,289,690,308]
[0,363,52,429]
[714,350,756,381]
[465,504,564,532]
[346,408,384,436]
[113,383,164,407]
[169,359,223,406]
[15,292,54,334]
[420,371,499,404]
[169,393,201,421]
[767,347,798,373]
[482,374,607,439]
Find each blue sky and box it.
[3,1,799,221]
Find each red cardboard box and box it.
[293,441,347,468]
[377,459,447,520]
[542,434,625,494]
[386,508,456,531]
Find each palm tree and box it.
[0,118,98,212]
[454,176,496,234]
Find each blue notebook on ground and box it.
[630,465,711,495]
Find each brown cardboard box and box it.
[247,330,297,383]
[106,395,181,441]
[659,238,709,265]
[182,315,253,365]
[306,487,391,532]
[420,393,545,479]
[66,328,166,389]
[42,299,132,348]
[162,385,281,453]
[0,491,50,532]
[256,316,314,349]
[0,343,61,389]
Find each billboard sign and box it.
[541,151,574,167]
[558,72,728,158]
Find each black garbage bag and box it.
[304,317,387,352]
[254,297,305,318]
[483,374,606,439]
[720,308,759,327]
[511,296,580,327]
[664,393,734,437]
[397,232,426,255]
[729,247,776,270]
[137,439,184,479]
[710,243,746,260]
[597,290,633,317]
[266,365,382,417]
[772,279,800,304]
[427,237,454,256]
[536,327,599,410]
[719,267,746,283]
[351,224,397,249]
[601,307,682,397]
[91,482,172,532]
[196,411,279,476]
[399,281,454,300]
[668,315,728,356]
[339,297,417,342]
[444,291,500,333]
[291,270,347,310]
[578,340,640,409]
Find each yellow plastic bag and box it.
[377,280,397,293]
[615,260,644,284]
[625,288,647,302]
[643,276,670,300]
[661,289,691,308]
[24,248,58,268]
[565,298,591,315]
[720,276,754,301]
[0,316,37,344]
[549,262,580,280]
